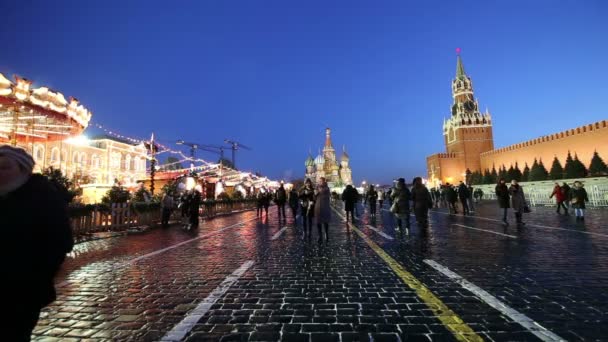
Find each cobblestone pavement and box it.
[31,202,608,341]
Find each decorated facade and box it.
[305,128,353,187]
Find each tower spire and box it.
[325,127,333,148]
[456,53,466,79]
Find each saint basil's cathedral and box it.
[305,128,353,187]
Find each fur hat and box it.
[0,145,35,172]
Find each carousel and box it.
[0,72,91,147]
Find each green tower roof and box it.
[456,55,467,80]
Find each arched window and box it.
[33,144,45,163]
[50,147,60,165]
[125,155,132,171]
[91,154,100,169]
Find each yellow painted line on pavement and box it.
[332,208,483,342]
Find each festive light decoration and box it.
[0,71,91,145]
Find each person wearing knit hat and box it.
[0,145,35,196]
[1,144,74,341]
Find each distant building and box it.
[427,54,608,185]
[26,135,148,186]
[305,128,353,187]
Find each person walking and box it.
[161,191,174,228]
[495,178,510,225]
[562,182,572,213]
[314,177,331,242]
[549,182,568,215]
[262,191,271,217]
[188,189,201,230]
[411,177,432,227]
[467,185,475,213]
[445,184,458,214]
[508,179,527,225]
[570,181,589,221]
[1,146,74,342]
[299,178,315,235]
[275,184,287,222]
[390,178,411,232]
[288,186,299,224]
[457,181,470,215]
[378,189,385,210]
[341,184,358,223]
[366,185,378,218]
[256,191,265,218]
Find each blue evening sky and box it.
[1,1,607,184]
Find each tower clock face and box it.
[464,100,475,111]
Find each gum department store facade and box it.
[427,55,608,186]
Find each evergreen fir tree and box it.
[507,165,516,182]
[469,171,483,185]
[570,154,587,178]
[513,162,523,182]
[522,163,530,182]
[529,158,548,181]
[482,169,492,184]
[498,165,507,181]
[588,151,608,176]
[549,156,564,180]
[490,166,498,183]
[564,151,575,178]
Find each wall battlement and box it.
[481,120,607,157]
[428,152,458,159]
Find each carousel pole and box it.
[149,133,156,196]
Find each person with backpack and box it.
[390,178,411,232]
[341,184,358,223]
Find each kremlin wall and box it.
[427,55,607,185]
[480,120,608,172]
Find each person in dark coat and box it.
[262,191,271,216]
[508,180,527,225]
[288,187,299,223]
[1,146,74,342]
[569,181,589,221]
[299,178,315,235]
[549,182,568,215]
[188,189,201,230]
[366,185,378,218]
[314,177,331,242]
[275,184,287,221]
[495,178,510,225]
[561,182,572,210]
[256,191,265,218]
[457,181,470,215]
[445,184,458,214]
[341,184,358,223]
[411,177,432,227]
[390,178,411,232]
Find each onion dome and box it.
[314,153,325,165]
[305,154,314,167]
[341,145,349,162]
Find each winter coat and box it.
[550,185,565,202]
[457,184,469,200]
[3,174,74,309]
[570,187,589,209]
[495,183,510,208]
[275,187,287,205]
[445,187,458,203]
[299,185,315,216]
[411,184,433,210]
[366,189,378,203]
[377,191,385,201]
[390,183,411,217]
[161,193,174,209]
[189,191,201,215]
[562,184,571,201]
[508,184,526,212]
[288,190,299,208]
[314,183,331,224]
[341,186,358,211]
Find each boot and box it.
[317,224,323,242]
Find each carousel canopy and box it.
[0,72,92,144]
